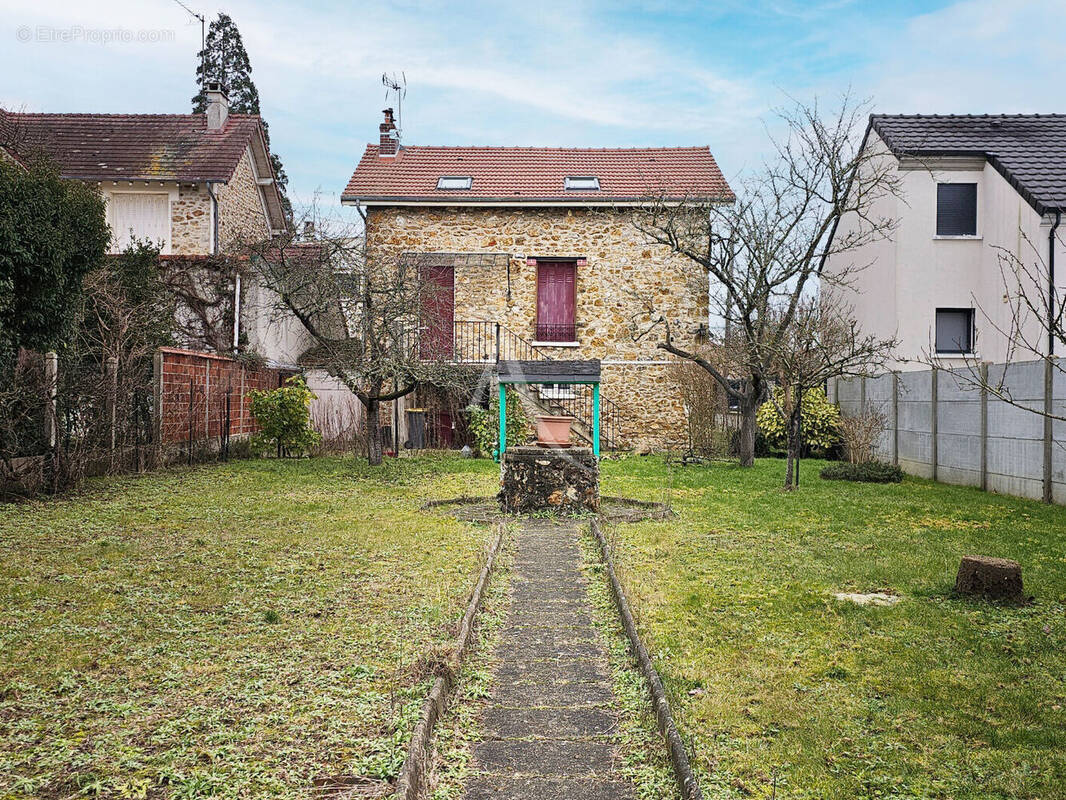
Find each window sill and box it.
[933,235,982,241]
[532,340,580,348]
[934,352,977,357]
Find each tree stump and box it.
[954,555,1024,602]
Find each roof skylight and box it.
[437,176,473,190]
[564,176,600,191]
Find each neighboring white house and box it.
[823,114,1066,370]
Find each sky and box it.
[3,0,1066,210]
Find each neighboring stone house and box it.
[341,110,733,448]
[1,87,299,364]
[1,86,286,255]
[824,114,1066,369]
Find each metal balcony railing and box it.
[534,322,576,343]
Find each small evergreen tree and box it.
[191,12,292,221]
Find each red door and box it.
[420,265,454,359]
[536,261,576,341]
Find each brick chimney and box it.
[379,107,398,156]
[205,82,229,132]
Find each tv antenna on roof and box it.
[382,72,407,140]
[172,0,206,82]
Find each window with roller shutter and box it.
[108,193,171,253]
[936,183,977,236]
[935,308,975,354]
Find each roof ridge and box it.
[366,143,713,152]
[6,112,263,121]
[873,112,1066,120]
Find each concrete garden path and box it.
[461,518,636,800]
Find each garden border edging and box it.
[390,520,506,800]
[590,517,703,800]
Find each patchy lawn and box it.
[0,455,497,799]
[599,456,1066,800]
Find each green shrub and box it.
[819,461,903,483]
[467,386,530,457]
[757,387,841,451]
[249,376,321,457]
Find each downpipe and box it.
[1049,211,1060,357]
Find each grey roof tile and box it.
[872,114,1066,213]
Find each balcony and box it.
[534,322,577,343]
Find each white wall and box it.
[240,272,316,368]
[305,370,364,444]
[825,131,1065,370]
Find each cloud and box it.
[3,0,1065,203]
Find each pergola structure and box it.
[496,359,602,458]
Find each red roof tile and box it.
[1,111,267,184]
[342,145,733,205]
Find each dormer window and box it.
[564,176,600,191]
[436,176,472,190]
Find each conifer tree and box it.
[192,13,292,222]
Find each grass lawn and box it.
[0,455,498,799]
[599,456,1066,800]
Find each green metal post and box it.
[498,381,507,460]
[592,382,601,459]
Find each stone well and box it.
[498,446,599,514]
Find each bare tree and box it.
[631,95,900,466]
[245,205,468,466]
[765,295,896,489]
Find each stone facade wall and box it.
[94,150,268,257]
[366,206,702,447]
[217,148,271,250]
[601,362,685,448]
[170,185,212,255]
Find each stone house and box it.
[1,87,297,465]
[1,86,287,256]
[1,86,294,361]
[341,110,733,448]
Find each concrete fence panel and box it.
[1052,366,1066,504]
[985,361,1045,501]
[897,370,935,478]
[936,369,983,489]
[865,373,897,463]
[836,358,1064,505]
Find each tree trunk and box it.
[737,394,758,468]
[784,404,802,490]
[366,399,383,466]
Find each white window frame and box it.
[436,176,473,190]
[539,383,577,400]
[564,176,600,191]
[933,180,981,240]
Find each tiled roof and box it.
[0,111,267,183]
[342,145,733,205]
[871,114,1066,213]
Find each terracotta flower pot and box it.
[535,415,574,447]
